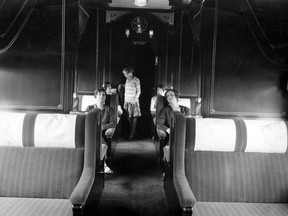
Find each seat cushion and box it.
[0,147,84,199]
[193,202,288,216]
[241,153,288,203]
[185,151,244,202]
[0,197,72,216]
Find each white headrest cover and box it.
[244,120,287,153]
[0,112,25,147]
[34,114,77,148]
[195,118,236,151]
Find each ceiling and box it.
[108,0,172,10]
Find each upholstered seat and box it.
[193,202,288,216]
[0,109,104,216]
[0,197,72,216]
[165,113,288,216]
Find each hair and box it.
[153,84,165,92]
[104,81,111,86]
[156,84,165,90]
[164,89,179,100]
[94,88,107,97]
[123,66,134,74]
[103,81,111,90]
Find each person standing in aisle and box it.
[122,66,141,140]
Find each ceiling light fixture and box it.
[134,0,148,7]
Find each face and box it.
[123,70,132,79]
[165,90,177,104]
[95,91,106,103]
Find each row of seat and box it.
[4,102,287,216]
[164,112,288,216]
[0,110,104,216]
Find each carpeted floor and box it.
[96,138,169,216]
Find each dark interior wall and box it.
[170,8,201,98]
[106,12,160,87]
[201,0,288,118]
[164,6,202,114]
[0,0,77,111]
[177,11,199,96]
[167,12,180,90]
[76,4,106,94]
[1,0,287,118]
[154,23,169,88]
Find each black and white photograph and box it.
[0,0,288,215]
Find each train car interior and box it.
[1,0,288,216]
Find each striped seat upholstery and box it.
[0,110,103,216]
[0,147,83,199]
[193,202,288,216]
[168,114,288,216]
[0,197,72,216]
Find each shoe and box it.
[104,163,113,174]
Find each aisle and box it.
[97,138,169,216]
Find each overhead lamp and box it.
[134,0,148,7]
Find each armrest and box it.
[173,113,196,209]
[173,171,196,210]
[70,109,102,207]
[70,168,94,206]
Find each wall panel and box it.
[177,10,200,97]
[0,0,77,111]
[201,0,288,118]
[76,6,106,94]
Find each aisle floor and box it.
[96,138,169,216]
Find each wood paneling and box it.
[76,7,100,93]
[75,4,106,94]
[0,0,78,111]
[177,10,200,97]
[104,11,172,89]
[201,0,288,118]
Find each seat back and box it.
[0,146,84,199]
[0,112,86,148]
[0,110,101,199]
[155,95,168,125]
[155,95,169,141]
[176,116,288,203]
[106,93,120,124]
